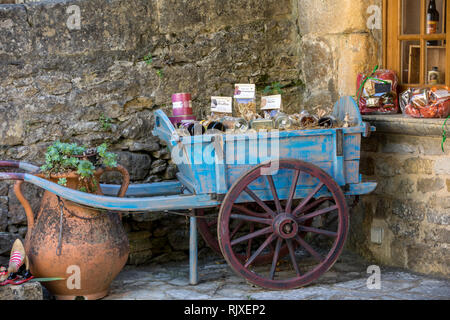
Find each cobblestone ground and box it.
[104,251,450,300]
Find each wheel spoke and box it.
[298,197,333,215]
[243,188,276,217]
[231,226,273,246]
[244,233,277,268]
[266,175,282,214]
[286,239,301,277]
[230,214,272,225]
[233,204,270,218]
[295,235,323,262]
[292,182,324,216]
[296,205,338,223]
[298,225,337,238]
[285,170,300,214]
[230,221,245,239]
[269,237,283,280]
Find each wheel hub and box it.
[273,214,298,239]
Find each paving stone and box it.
[98,252,450,300]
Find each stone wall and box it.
[0,0,306,263]
[0,0,384,264]
[349,116,450,277]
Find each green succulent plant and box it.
[40,141,118,192]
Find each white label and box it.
[211,97,232,113]
[173,101,183,109]
[234,84,256,99]
[261,95,282,110]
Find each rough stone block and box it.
[427,208,450,226]
[0,232,17,255]
[417,178,445,193]
[129,238,153,253]
[403,158,434,174]
[418,136,450,155]
[391,199,425,222]
[127,231,152,241]
[0,282,43,300]
[434,158,450,175]
[389,218,420,239]
[407,244,450,276]
[108,151,152,182]
[424,227,450,244]
[168,229,190,251]
[127,250,153,265]
[149,159,167,175]
[359,156,374,176]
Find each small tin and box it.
[172,93,193,116]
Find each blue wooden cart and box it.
[0,96,376,290]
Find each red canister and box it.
[172,93,193,116]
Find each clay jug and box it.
[14,165,130,300]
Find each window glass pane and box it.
[426,43,446,84]
[402,0,421,34]
[401,40,421,84]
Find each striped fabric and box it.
[9,251,23,271]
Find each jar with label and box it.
[428,67,440,85]
[273,113,293,130]
[220,117,249,133]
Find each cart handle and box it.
[0,160,40,173]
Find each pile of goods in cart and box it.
[169,84,354,137]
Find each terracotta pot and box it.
[14,165,130,300]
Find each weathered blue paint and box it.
[101,181,183,197]
[22,174,220,212]
[152,96,371,196]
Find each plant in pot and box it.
[14,141,130,300]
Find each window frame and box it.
[383,0,450,91]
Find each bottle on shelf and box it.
[427,0,440,46]
[428,66,440,85]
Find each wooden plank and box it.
[420,0,426,85]
[24,173,219,212]
[101,181,183,197]
[447,0,450,86]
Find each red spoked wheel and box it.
[218,159,349,290]
[197,205,304,265]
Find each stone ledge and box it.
[362,115,448,137]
